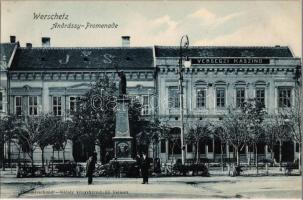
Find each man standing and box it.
[141,153,149,184]
[86,153,97,185]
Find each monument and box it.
[112,65,135,162]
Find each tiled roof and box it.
[10,47,154,71]
[155,46,294,58]
[0,43,17,65]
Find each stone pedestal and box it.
[113,98,135,162]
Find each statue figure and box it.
[114,64,126,96]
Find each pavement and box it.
[0,174,301,198]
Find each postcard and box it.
[0,0,301,198]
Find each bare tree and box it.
[264,114,290,170]
[185,120,211,164]
[50,117,73,163]
[0,115,18,169]
[213,121,229,172]
[16,115,52,173]
[242,98,266,174]
[222,107,249,166]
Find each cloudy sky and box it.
[1,1,302,56]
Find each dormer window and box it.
[83,57,89,62]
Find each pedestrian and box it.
[113,157,120,178]
[141,153,149,184]
[86,154,96,185]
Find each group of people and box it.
[85,152,150,185]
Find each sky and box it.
[1,0,302,57]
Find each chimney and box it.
[122,36,130,47]
[26,43,32,48]
[42,37,50,47]
[10,35,16,43]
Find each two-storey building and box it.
[155,46,301,163]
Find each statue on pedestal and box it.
[111,63,135,165]
[114,64,126,96]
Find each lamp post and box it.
[179,35,191,165]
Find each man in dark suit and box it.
[141,153,149,184]
[86,152,97,185]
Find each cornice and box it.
[9,71,155,82]
[158,65,296,76]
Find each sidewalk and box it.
[1,176,299,198]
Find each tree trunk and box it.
[299,143,301,175]
[220,143,224,172]
[249,145,251,169]
[18,148,21,166]
[236,146,240,166]
[2,141,5,171]
[255,144,258,175]
[63,148,65,163]
[212,137,215,162]
[270,144,274,162]
[41,147,45,168]
[279,140,282,171]
[8,139,11,168]
[30,150,34,177]
[196,142,199,164]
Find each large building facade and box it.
[0,36,301,164]
[155,46,301,163]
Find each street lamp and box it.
[179,35,191,165]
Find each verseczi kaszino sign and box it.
[191,58,270,65]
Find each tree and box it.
[0,115,18,169]
[71,75,116,162]
[15,115,53,174]
[48,117,73,164]
[222,107,249,166]
[242,98,266,173]
[264,114,290,170]
[213,121,229,172]
[135,118,161,158]
[159,122,182,163]
[71,75,161,163]
[185,120,212,164]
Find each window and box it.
[69,96,81,113]
[15,96,22,116]
[0,92,3,111]
[53,96,62,116]
[256,88,265,107]
[142,95,149,115]
[216,88,225,108]
[196,89,206,108]
[279,87,292,108]
[29,96,38,116]
[236,88,245,108]
[168,86,180,109]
